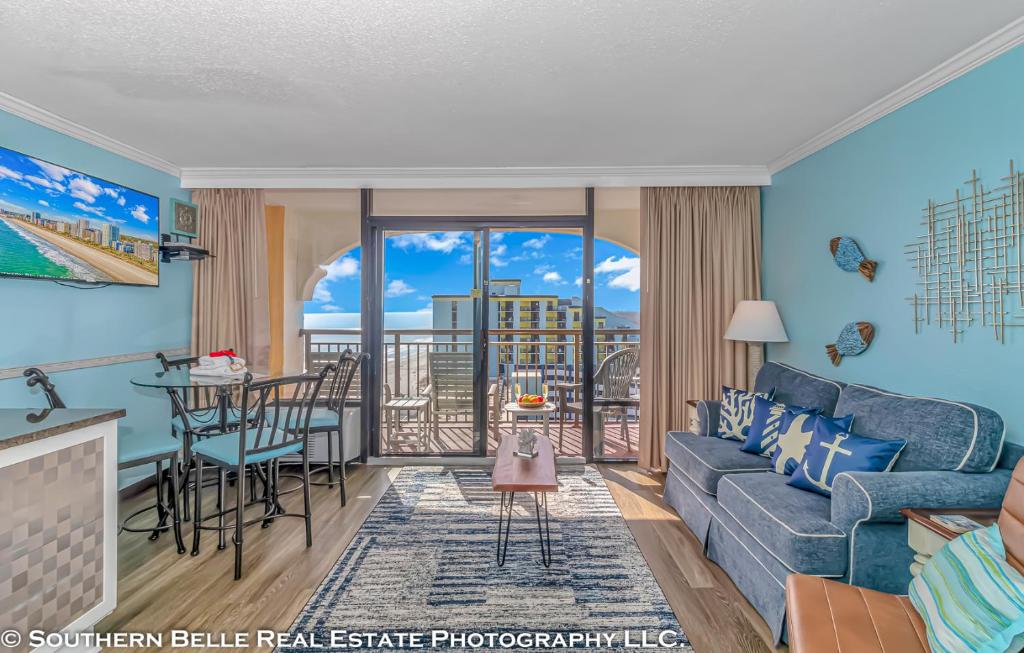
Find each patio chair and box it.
[555,346,640,452]
[424,352,503,448]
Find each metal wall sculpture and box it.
[906,161,1024,343]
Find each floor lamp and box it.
[724,300,789,386]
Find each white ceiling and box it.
[1,1,1023,178]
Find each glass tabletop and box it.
[130,369,257,389]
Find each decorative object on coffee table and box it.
[825,321,875,366]
[515,428,538,458]
[492,434,558,567]
[899,507,1000,576]
[830,236,877,281]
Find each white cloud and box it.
[574,276,582,286]
[490,243,508,267]
[24,175,65,193]
[37,199,49,207]
[595,256,640,292]
[74,201,106,217]
[69,176,103,203]
[320,255,359,280]
[117,196,126,206]
[33,160,69,181]
[312,283,332,304]
[391,232,468,254]
[103,187,119,199]
[131,205,151,223]
[458,253,472,265]
[415,301,434,314]
[385,279,416,297]
[542,271,565,284]
[0,165,23,181]
[534,264,554,274]
[491,232,505,242]
[321,303,341,312]
[523,235,550,250]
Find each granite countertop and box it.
[0,408,126,451]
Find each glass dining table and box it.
[130,369,263,434]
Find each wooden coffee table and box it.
[492,434,558,567]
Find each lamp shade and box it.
[724,300,789,343]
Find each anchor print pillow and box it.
[789,423,907,497]
[771,411,854,475]
[716,386,772,441]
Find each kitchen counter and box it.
[0,408,125,451]
[0,407,122,652]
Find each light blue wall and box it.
[0,109,191,483]
[763,45,1024,445]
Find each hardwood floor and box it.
[100,463,781,652]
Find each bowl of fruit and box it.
[516,384,549,409]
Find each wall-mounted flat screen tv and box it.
[0,145,160,287]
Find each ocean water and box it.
[0,218,109,282]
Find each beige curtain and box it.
[638,187,762,471]
[191,189,271,373]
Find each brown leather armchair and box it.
[785,457,1024,652]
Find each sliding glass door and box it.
[361,190,599,461]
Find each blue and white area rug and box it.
[284,466,690,652]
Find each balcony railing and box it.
[299,327,640,457]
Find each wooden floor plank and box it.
[100,462,782,653]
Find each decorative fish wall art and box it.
[826,322,875,366]
[830,237,877,281]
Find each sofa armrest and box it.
[830,469,1012,533]
[696,400,721,437]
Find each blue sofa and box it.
[663,362,1023,644]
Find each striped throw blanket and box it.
[909,524,1024,653]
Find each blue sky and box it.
[0,146,159,241]
[304,231,639,327]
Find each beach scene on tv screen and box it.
[0,146,160,286]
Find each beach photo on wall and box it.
[0,145,159,286]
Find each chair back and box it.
[594,347,639,399]
[428,351,474,412]
[999,458,1024,574]
[23,368,66,409]
[238,367,331,464]
[324,350,368,413]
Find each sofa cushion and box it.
[665,431,770,496]
[789,427,907,497]
[717,472,848,577]
[835,384,1004,472]
[754,362,845,416]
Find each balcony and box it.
[301,327,640,458]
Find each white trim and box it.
[178,165,772,189]
[832,472,873,585]
[989,423,1008,473]
[844,384,981,472]
[769,362,844,393]
[0,347,188,381]
[768,16,1024,174]
[0,91,180,177]
[719,476,846,539]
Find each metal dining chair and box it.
[189,367,330,580]
[23,367,185,553]
[299,350,367,507]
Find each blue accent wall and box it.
[0,109,191,483]
[763,45,1024,445]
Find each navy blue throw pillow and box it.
[789,423,907,497]
[740,396,818,458]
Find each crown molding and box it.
[768,16,1024,175]
[179,164,771,189]
[0,91,180,177]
